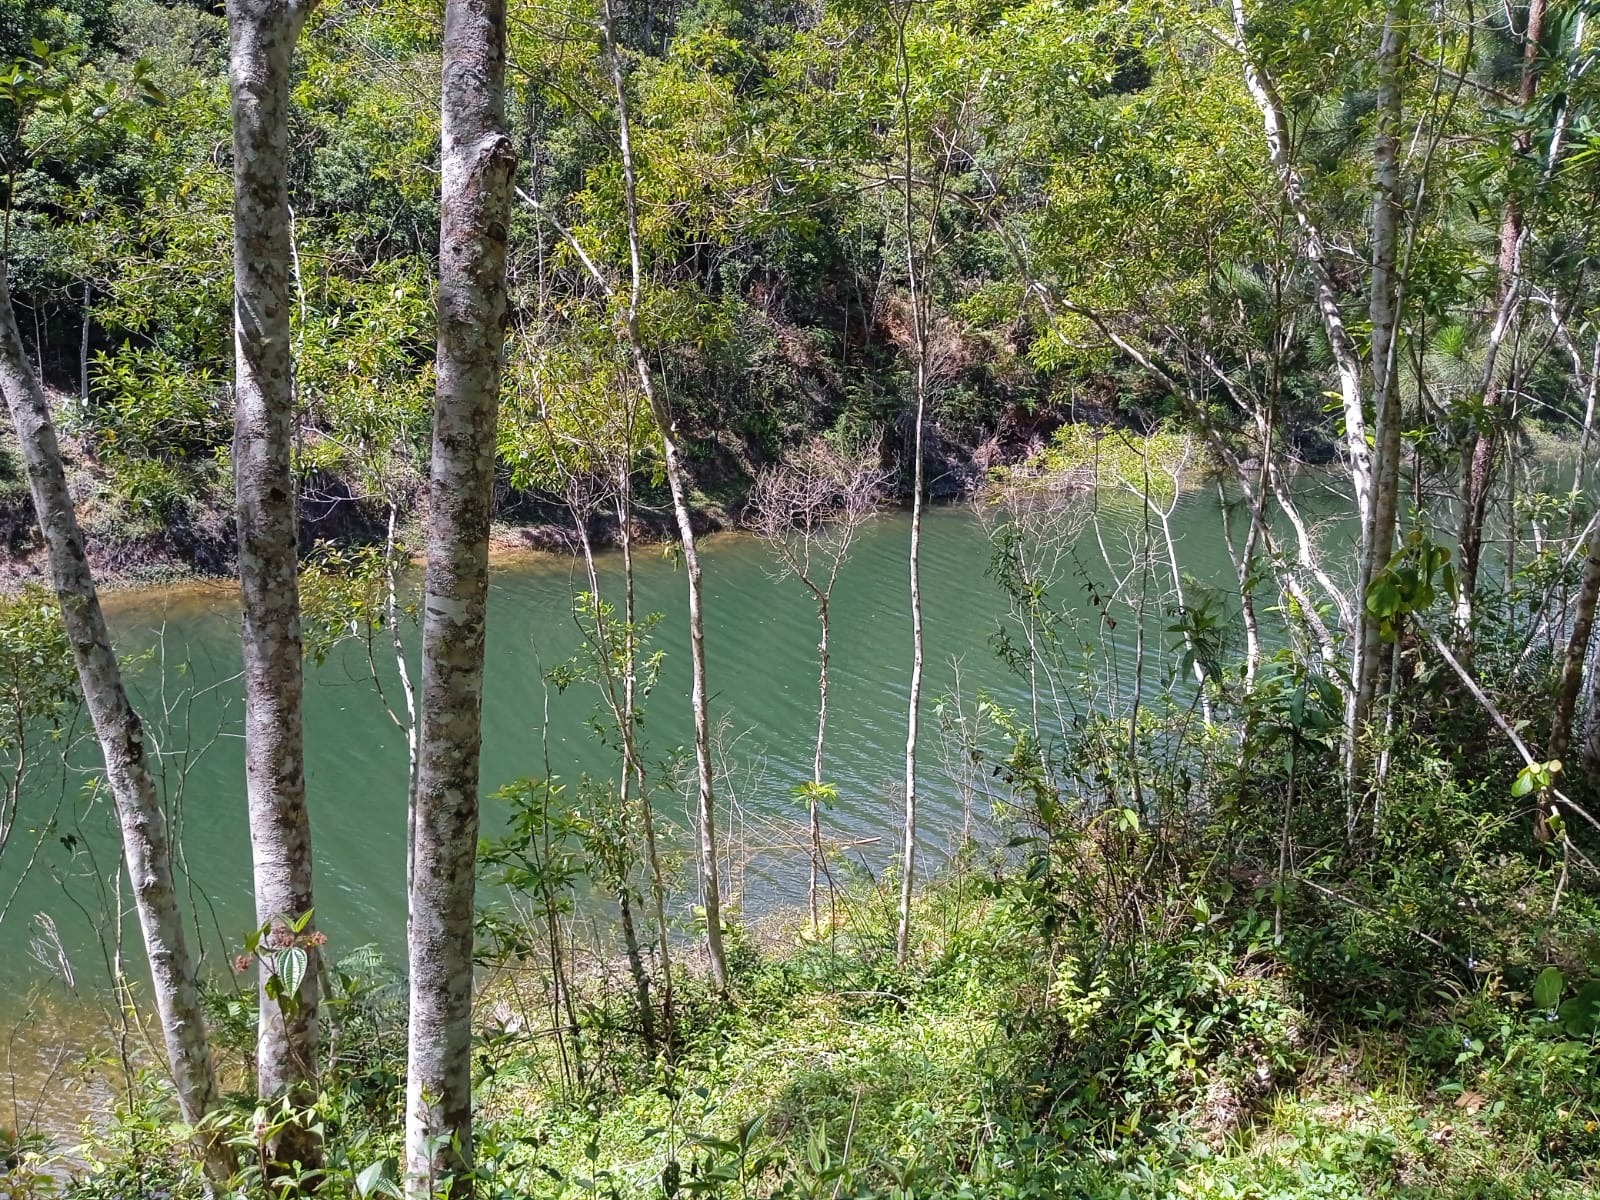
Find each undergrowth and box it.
[34,845,1599,1199]
[14,579,1600,1199]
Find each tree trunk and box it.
[617,890,654,1049]
[574,511,656,1052]
[1550,534,1600,766]
[617,472,675,1047]
[1231,0,1371,528]
[386,500,420,899]
[78,280,90,412]
[897,362,926,968]
[1350,0,1409,799]
[404,0,514,1188]
[1153,481,1214,724]
[811,595,829,929]
[656,414,728,992]
[227,0,319,1156]
[894,1,926,969]
[1457,0,1547,630]
[1571,331,1598,513]
[1217,475,1262,685]
[1233,0,1388,795]
[0,265,234,1191]
[1585,635,1600,789]
[603,0,728,993]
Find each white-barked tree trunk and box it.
[228,0,320,1155]
[404,0,515,1188]
[0,264,234,1190]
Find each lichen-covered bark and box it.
[404,0,514,1190]
[0,264,233,1190]
[227,0,320,1155]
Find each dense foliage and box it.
[0,0,1579,578]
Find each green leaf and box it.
[276,946,309,997]
[1558,981,1600,1036]
[1512,760,1560,798]
[1533,966,1564,1010]
[355,1160,402,1199]
[1366,580,1401,617]
[1511,765,1538,798]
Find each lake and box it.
[1,488,1259,1121]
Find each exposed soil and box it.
[0,402,1068,593]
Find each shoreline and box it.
[0,406,1062,595]
[7,493,930,601]
[19,425,1580,604]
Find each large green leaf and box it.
[1557,981,1600,1036]
[355,1159,402,1199]
[1533,966,1564,1010]
[275,946,309,998]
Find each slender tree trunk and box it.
[1231,0,1371,527]
[1585,635,1600,789]
[1217,475,1262,685]
[1127,496,1154,815]
[1550,534,1600,766]
[574,513,656,1051]
[538,816,583,1090]
[386,500,420,899]
[1234,0,1387,793]
[1570,332,1598,514]
[810,596,829,929]
[894,1,926,968]
[1457,0,1546,630]
[1351,0,1409,801]
[1373,625,1405,794]
[897,360,926,968]
[1153,484,1213,724]
[227,0,320,1154]
[403,0,514,1188]
[617,891,654,1047]
[1262,456,1352,633]
[0,265,233,1190]
[603,1,727,992]
[655,414,728,990]
[78,280,90,412]
[617,472,674,1047]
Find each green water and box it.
[3,495,1251,1000]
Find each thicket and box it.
[2,0,1083,580]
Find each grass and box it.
[447,876,1600,1200]
[28,848,1600,1200]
